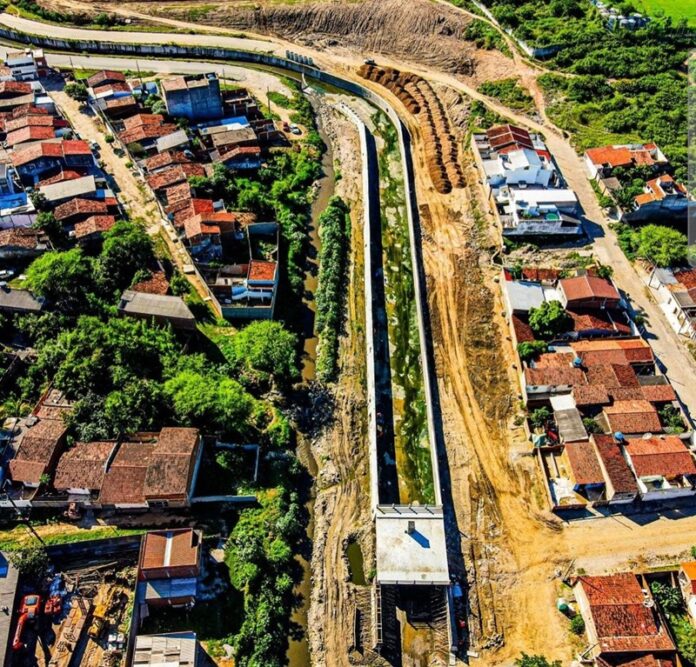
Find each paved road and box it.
[3,11,695,419]
[0,13,280,55]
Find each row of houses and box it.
[502,267,695,510]
[471,124,583,240]
[5,388,202,510]
[584,142,690,223]
[0,64,198,331]
[86,70,280,321]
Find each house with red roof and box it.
[629,174,689,221]
[647,267,696,341]
[559,275,622,310]
[574,573,675,660]
[584,143,668,181]
[137,528,201,609]
[73,215,117,245]
[12,139,95,184]
[623,435,696,501]
[86,70,127,90]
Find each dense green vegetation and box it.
[478,77,535,113]
[612,223,688,266]
[651,580,696,664]
[315,196,351,382]
[517,340,548,362]
[464,19,512,56]
[225,485,306,667]
[529,300,571,339]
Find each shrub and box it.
[529,300,570,340]
[517,340,548,362]
[529,406,552,429]
[570,615,585,635]
[64,81,88,102]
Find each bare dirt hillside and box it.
[53,0,481,75]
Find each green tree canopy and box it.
[635,224,687,267]
[65,81,88,102]
[25,249,94,313]
[515,654,562,667]
[528,300,570,340]
[96,221,154,295]
[217,321,298,385]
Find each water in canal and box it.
[373,112,434,506]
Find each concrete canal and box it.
[372,112,434,506]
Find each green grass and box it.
[0,525,144,550]
[632,0,696,25]
[478,77,535,113]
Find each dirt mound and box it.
[120,0,477,75]
[359,64,465,194]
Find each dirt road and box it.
[49,86,212,301]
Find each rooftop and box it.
[593,435,637,496]
[577,573,674,654]
[133,632,197,667]
[86,70,127,89]
[119,290,195,324]
[140,528,200,572]
[560,275,620,303]
[73,215,117,239]
[603,400,662,434]
[53,441,116,491]
[565,440,605,486]
[375,508,450,585]
[625,436,696,478]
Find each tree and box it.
[64,81,88,102]
[529,407,552,430]
[517,340,548,362]
[515,655,562,667]
[164,370,254,434]
[7,545,49,580]
[29,190,49,212]
[635,224,687,267]
[34,211,65,247]
[650,581,683,615]
[96,221,154,295]
[570,615,585,635]
[528,300,570,339]
[217,321,298,385]
[25,249,94,313]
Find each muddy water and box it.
[347,540,367,586]
[374,113,434,506]
[300,109,336,382]
[288,106,334,667]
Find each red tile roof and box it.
[171,198,214,227]
[218,145,261,163]
[92,81,131,97]
[524,366,586,387]
[626,435,696,478]
[248,260,277,282]
[9,418,68,486]
[5,114,61,133]
[87,70,127,88]
[511,314,534,343]
[573,384,611,407]
[122,113,164,131]
[0,227,41,250]
[0,81,32,97]
[534,352,575,368]
[640,384,677,403]
[74,215,117,239]
[603,400,662,434]
[561,275,620,304]
[143,150,192,173]
[567,309,628,334]
[53,441,116,491]
[520,267,560,282]
[12,139,92,167]
[37,169,86,187]
[577,573,674,654]
[120,123,177,146]
[565,441,605,486]
[147,163,205,192]
[132,271,170,296]
[54,198,109,222]
[586,144,665,170]
[593,435,637,495]
[571,339,654,366]
[140,528,200,571]
[486,124,534,152]
[98,442,155,505]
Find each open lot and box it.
[633,0,696,24]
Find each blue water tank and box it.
[614,432,625,442]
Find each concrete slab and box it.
[0,552,19,663]
[375,507,449,585]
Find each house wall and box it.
[573,583,600,657]
[584,153,600,180]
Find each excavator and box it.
[88,588,116,640]
[12,594,41,651]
